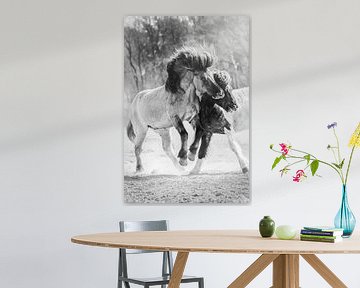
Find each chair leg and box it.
[118,249,122,288]
[118,279,130,288]
[199,278,204,288]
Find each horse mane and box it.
[165,47,214,94]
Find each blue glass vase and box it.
[334,185,356,237]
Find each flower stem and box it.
[330,148,338,164]
[284,159,306,169]
[291,148,317,159]
[333,128,342,164]
[345,145,356,185]
[332,128,345,181]
[285,154,344,182]
[281,147,344,183]
[270,147,343,182]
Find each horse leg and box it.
[188,124,204,161]
[225,129,249,174]
[156,129,185,172]
[134,128,148,173]
[190,132,212,174]
[171,115,188,166]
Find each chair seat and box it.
[119,275,203,286]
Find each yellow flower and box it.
[349,122,360,148]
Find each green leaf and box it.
[332,159,345,169]
[270,144,274,149]
[271,156,282,170]
[304,154,311,164]
[339,158,345,169]
[310,160,319,176]
[332,163,341,169]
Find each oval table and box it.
[71,230,360,288]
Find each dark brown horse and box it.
[127,47,223,173]
[188,71,249,174]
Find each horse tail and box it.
[127,121,136,142]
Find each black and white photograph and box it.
[124,16,250,204]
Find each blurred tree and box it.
[124,16,249,100]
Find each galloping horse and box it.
[188,71,249,174]
[127,47,223,173]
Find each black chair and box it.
[118,220,204,288]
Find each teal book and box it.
[303,226,343,234]
[303,226,343,231]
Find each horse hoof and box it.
[177,170,188,176]
[242,167,249,174]
[189,169,200,175]
[136,165,144,173]
[179,158,188,166]
[174,165,185,173]
[188,152,196,161]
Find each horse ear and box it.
[165,60,183,94]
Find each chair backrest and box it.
[118,220,173,283]
[119,220,169,254]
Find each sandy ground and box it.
[124,172,249,204]
[124,122,250,204]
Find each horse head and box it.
[165,47,222,98]
[207,70,238,112]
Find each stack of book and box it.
[300,226,344,243]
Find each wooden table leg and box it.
[301,254,347,288]
[287,255,299,288]
[272,254,299,288]
[168,252,189,288]
[228,254,279,288]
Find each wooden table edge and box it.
[71,237,360,254]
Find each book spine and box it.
[301,230,336,236]
[300,237,337,243]
[300,234,337,240]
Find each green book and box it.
[300,234,340,240]
[300,235,343,243]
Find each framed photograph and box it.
[124,16,250,204]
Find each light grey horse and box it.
[127,47,224,173]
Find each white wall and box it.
[1,0,360,287]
